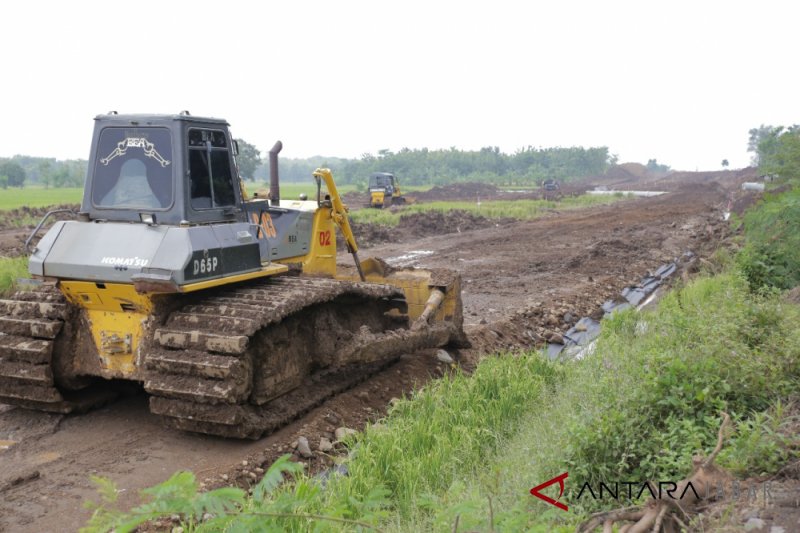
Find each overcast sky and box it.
[1,0,797,170]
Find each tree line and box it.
[2,142,619,190]
[252,145,615,188]
[0,156,86,189]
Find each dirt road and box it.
[0,173,750,532]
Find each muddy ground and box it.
[2,169,795,532]
[0,205,78,258]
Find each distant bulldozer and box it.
[541,178,561,199]
[368,172,412,208]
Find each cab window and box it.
[93,127,173,209]
[188,128,236,209]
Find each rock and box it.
[172,527,184,533]
[254,467,264,474]
[744,518,766,531]
[356,390,370,402]
[220,474,228,481]
[325,412,341,425]
[319,437,334,453]
[248,472,257,480]
[435,349,454,363]
[479,318,487,324]
[546,332,564,344]
[295,436,313,458]
[241,460,248,467]
[335,427,357,441]
[563,312,574,323]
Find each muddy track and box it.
[145,276,457,438]
[0,288,84,412]
[0,173,754,532]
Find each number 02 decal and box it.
[319,230,332,246]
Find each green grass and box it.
[737,184,800,290]
[0,256,29,295]
[0,187,83,210]
[246,182,361,201]
[350,194,631,225]
[408,271,800,531]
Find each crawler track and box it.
[145,276,457,439]
[0,287,121,413]
[0,287,74,412]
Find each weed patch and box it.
[0,256,29,295]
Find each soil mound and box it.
[346,209,513,248]
[413,182,500,202]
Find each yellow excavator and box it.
[0,112,464,438]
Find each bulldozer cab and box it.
[33,112,336,292]
[369,172,396,194]
[83,113,244,226]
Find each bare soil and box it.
[0,171,786,532]
[0,204,78,258]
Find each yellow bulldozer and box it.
[369,172,409,208]
[0,112,464,438]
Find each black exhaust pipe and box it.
[269,140,282,206]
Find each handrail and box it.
[24,209,76,254]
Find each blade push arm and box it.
[312,168,366,281]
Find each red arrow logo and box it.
[530,472,569,511]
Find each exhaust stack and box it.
[269,140,282,206]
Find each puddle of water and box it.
[587,190,667,197]
[386,250,435,267]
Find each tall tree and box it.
[759,128,800,179]
[0,161,25,188]
[748,125,782,165]
[721,159,729,168]
[235,139,261,181]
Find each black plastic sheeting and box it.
[609,259,680,313]
[546,317,601,360]
[546,258,683,360]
